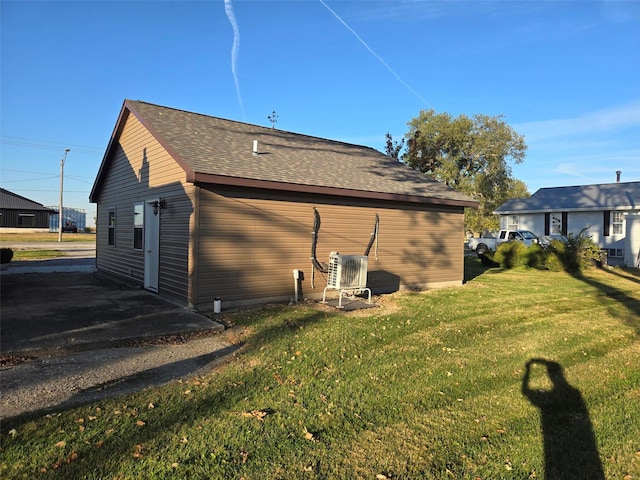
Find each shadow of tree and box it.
[570,269,640,337]
[522,358,605,480]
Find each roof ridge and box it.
[536,180,640,192]
[127,99,382,153]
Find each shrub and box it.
[566,229,602,270]
[545,241,566,272]
[494,241,528,269]
[544,229,601,273]
[525,242,547,269]
[1,247,14,264]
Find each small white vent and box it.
[327,252,368,289]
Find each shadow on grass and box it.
[464,255,499,283]
[6,309,335,478]
[522,358,605,480]
[571,269,640,336]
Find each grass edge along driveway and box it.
[1,261,639,479]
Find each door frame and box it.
[144,199,161,292]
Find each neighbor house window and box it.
[608,248,624,258]
[133,203,144,250]
[550,213,563,234]
[18,213,36,227]
[507,215,519,230]
[108,208,116,246]
[612,211,624,235]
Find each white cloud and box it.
[516,99,640,142]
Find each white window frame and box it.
[507,215,519,230]
[550,212,563,235]
[612,211,624,236]
[133,203,144,250]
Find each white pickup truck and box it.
[467,230,540,256]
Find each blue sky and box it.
[2,0,639,226]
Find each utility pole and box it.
[58,148,70,242]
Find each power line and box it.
[1,169,95,179]
[1,136,103,155]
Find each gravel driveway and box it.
[1,334,240,420]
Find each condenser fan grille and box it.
[326,253,368,289]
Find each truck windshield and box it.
[520,231,537,240]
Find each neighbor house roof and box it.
[495,181,640,214]
[0,188,54,211]
[90,100,478,208]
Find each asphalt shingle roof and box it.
[98,100,477,207]
[495,181,640,213]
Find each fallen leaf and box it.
[376,475,388,480]
[95,441,104,448]
[67,452,78,464]
[136,420,146,427]
[242,410,268,421]
[88,416,97,421]
[304,431,314,441]
[55,441,66,448]
[8,429,17,437]
[180,437,188,444]
[133,444,143,458]
[148,403,155,409]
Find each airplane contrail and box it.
[319,0,432,108]
[224,0,245,120]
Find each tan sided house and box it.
[90,100,478,309]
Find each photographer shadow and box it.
[522,358,605,480]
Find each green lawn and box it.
[0,232,95,242]
[10,249,66,260]
[2,260,639,479]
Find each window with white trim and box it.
[550,213,563,234]
[133,203,144,250]
[507,215,519,230]
[612,211,624,235]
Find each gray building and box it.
[0,188,55,232]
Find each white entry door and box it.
[144,200,160,292]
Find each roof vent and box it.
[616,170,621,183]
[252,140,258,155]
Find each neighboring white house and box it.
[494,177,640,267]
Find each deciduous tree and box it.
[402,109,528,234]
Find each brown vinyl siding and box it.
[94,114,192,299]
[194,185,464,307]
